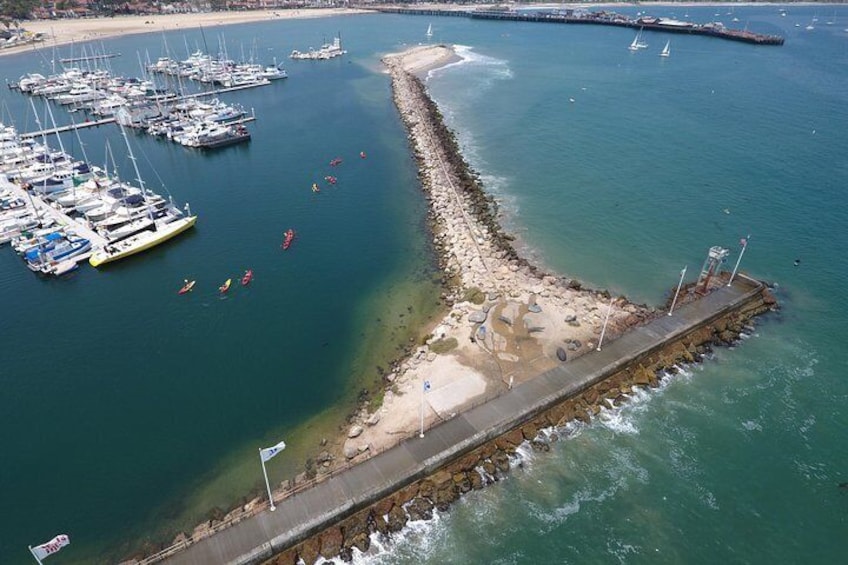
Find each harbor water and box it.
[1,5,846,563]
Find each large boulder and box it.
[453,472,472,494]
[386,505,408,532]
[434,484,458,511]
[319,527,343,560]
[297,537,320,565]
[342,441,359,460]
[406,497,434,522]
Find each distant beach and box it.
[1,8,372,58]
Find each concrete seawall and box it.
[157,274,775,565]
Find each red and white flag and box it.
[30,534,70,560]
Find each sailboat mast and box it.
[118,123,156,225]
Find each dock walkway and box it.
[159,276,764,565]
[1,176,107,257]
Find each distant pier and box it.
[373,7,786,46]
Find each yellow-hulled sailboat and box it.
[89,124,197,267]
[89,215,196,267]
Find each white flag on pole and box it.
[260,440,286,462]
[31,534,70,560]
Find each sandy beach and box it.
[1,8,372,58]
[1,1,807,58]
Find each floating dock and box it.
[59,52,121,64]
[19,117,115,139]
[0,177,106,247]
[0,176,107,271]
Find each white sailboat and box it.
[636,28,649,49]
[426,23,433,38]
[628,28,648,51]
[660,40,671,58]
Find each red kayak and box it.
[241,269,253,286]
[330,157,343,166]
[178,280,196,295]
[282,229,295,250]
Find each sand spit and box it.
[340,45,653,459]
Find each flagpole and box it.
[596,296,614,351]
[28,546,44,565]
[669,266,687,316]
[259,449,276,512]
[728,235,750,286]
[419,380,425,439]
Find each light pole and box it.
[596,296,614,351]
[728,235,750,286]
[420,380,430,438]
[669,266,687,316]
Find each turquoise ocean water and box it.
[1,5,847,563]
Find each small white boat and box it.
[628,28,648,51]
[47,259,79,276]
[660,40,671,58]
[426,23,433,38]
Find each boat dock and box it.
[1,176,107,252]
[59,52,121,64]
[374,7,786,46]
[151,275,772,565]
[0,176,106,273]
[19,84,261,139]
[19,117,116,139]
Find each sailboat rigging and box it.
[88,125,197,267]
[628,27,648,51]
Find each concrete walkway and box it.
[1,176,107,247]
[163,277,763,565]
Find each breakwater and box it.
[148,49,779,564]
[153,274,775,565]
[371,6,785,46]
